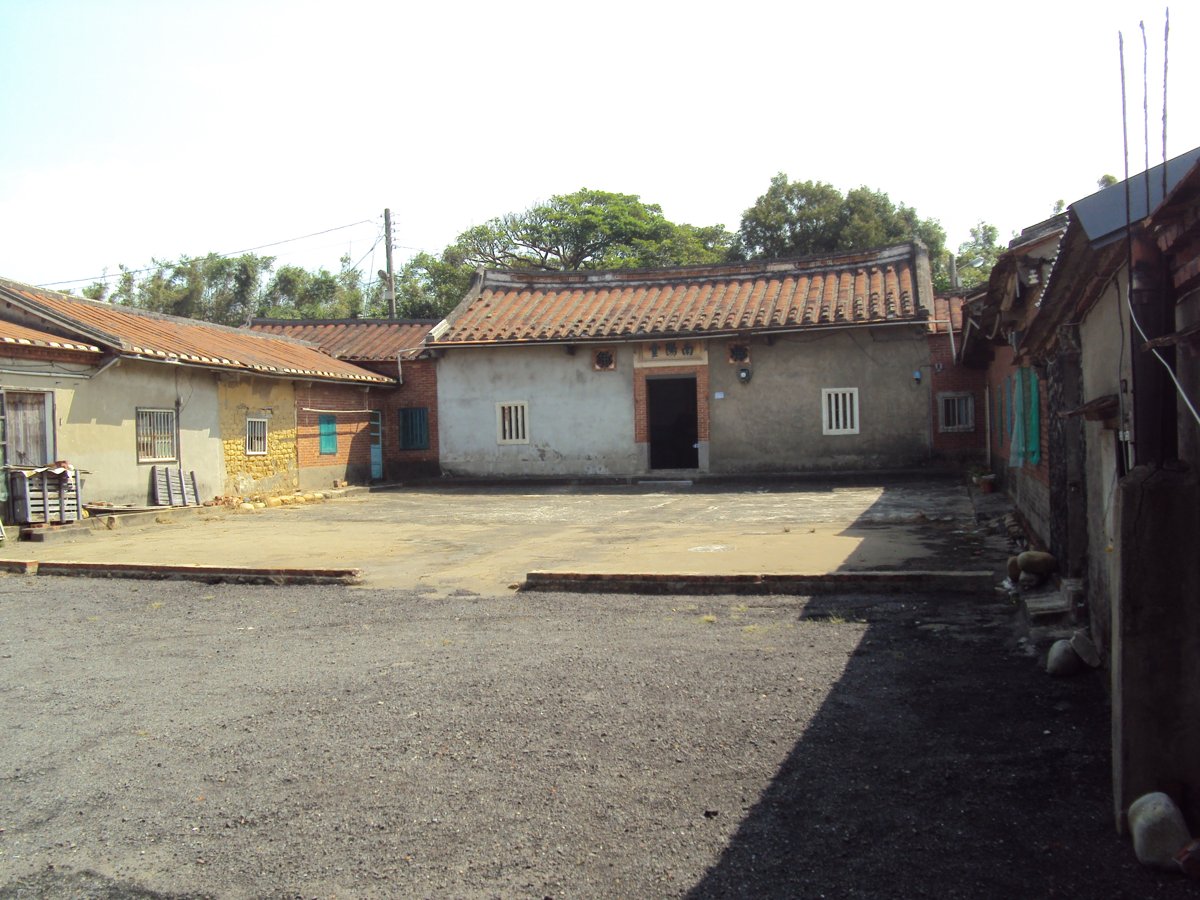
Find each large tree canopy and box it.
[454,188,733,271]
[732,174,948,282]
[950,220,1003,291]
[395,189,734,318]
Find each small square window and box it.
[136,408,177,462]
[246,418,268,455]
[821,388,859,435]
[497,402,529,444]
[939,393,975,433]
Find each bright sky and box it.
[1,1,1196,292]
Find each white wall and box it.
[2,357,224,507]
[437,344,638,476]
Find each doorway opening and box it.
[647,377,698,469]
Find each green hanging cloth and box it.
[1026,369,1041,465]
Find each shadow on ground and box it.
[686,486,1191,899]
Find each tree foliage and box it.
[455,189,733,272]
[392,189,735,320]
[733,174,946,265]
[950,220,1003,291]
[83,253,370,325]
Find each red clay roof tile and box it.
[434,243,930,346]
[248,319,436,361]
[0,279,391,383]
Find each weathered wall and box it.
[373,358,440,480]
[218,377,297,497]
[294,381,373,490]
[927,331,987,461]
[1112,466,1200,831]
[707,327,932,473]
[983,344,1053,547]
[1079,277,1131,655]
[437,344,638,477]
[2,356,224,507]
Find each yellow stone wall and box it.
[218,377,298,497]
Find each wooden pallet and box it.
[151,466,200,507]
[9,469,82,524]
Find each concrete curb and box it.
[0,560,361,586]
[521,570,995,595]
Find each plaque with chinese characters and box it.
[634,340,708,368]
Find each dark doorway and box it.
[648,377,698,469]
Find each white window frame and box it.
[136,408,177,462]
[938,392,975,433]
[496,401,529,445]
[821,388,859,436]
[245,417,268,455]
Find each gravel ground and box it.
[0,576,1195,899]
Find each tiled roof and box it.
[248,319,438,361]
[928,296,966,335]
[432,242,930,346]
[0,319,102,353]
[0,279,391,384]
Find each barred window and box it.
[939,393,975,433]
[399,407,429,450]
[821,388,859,436]
[246,417,268,455]
[136,408,176,462]
[497,402,529,444]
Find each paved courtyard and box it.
[0,479,991,594]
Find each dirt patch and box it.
[0,577,1191,898]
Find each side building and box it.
[0,279,391,513]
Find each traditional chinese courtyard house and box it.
[428,242,937,478]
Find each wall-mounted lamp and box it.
[737,366,753,384]
[913,369,922,384]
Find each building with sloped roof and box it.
[428,242,938,477]
[0,279,392,509]
[249,318,442,482]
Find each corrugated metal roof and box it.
[432,243,929,346]
[0,279,392,383]
[248,319,437,361]
[0,319,102,353]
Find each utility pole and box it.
[384,208,396,318]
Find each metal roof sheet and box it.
[433,243,929,346]
[248,319,437,361]
[1072,146,1200,246]
[0,279,392,383]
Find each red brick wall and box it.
[294,382,373,473]
[633,364,710,444]
[369,358,440,477]
[928,334,987,457]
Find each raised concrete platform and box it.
[523,570,995,595]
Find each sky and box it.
[1,0,1197,293]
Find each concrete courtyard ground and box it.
[0,480,1194,897]
[0,479,992,594]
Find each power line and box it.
[38,219,379,288]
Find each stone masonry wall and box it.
[219,377,298,497]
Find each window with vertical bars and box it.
[821,388,859,435]
[245,418,268,455]
[496,402,529,444]
[399,407,429,450]
[938,393,975,432]
[136,408,177,462]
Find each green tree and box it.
[733,175,946,275]
[950,220,1002,291]
[394,246,474,319]
[455,188,732,272]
